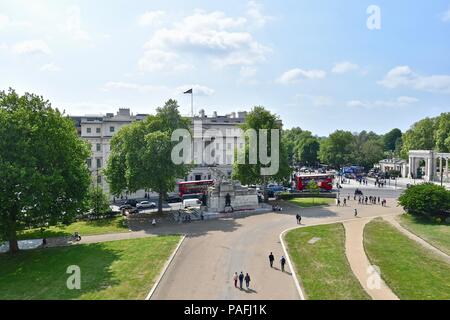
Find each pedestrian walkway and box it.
[343,219,399,300]
[383,215,450,264]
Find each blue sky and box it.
[1,0,449,136]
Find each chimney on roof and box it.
[117,108,130,117]
[237,111,247,118]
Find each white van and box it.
[183,198,201,208]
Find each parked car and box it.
[166,195,182,204]
[136,201,157,209]
[122,199,138,207]
[119,204,137,214]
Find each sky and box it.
[1,0,450,136]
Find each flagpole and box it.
[191,90,194,118]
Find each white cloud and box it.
[379,66,450,94]
[332,61,359,74]
[277,68,326,84]
[0,14,10,29]
[138,9,270,72]
[65,6,90,41]
[176,84,215,96]
[138,11,165,27]
[0,14,31,30]
[40,63,61,72]
[347,96,419,108]
[12,40,51,55]
[247,1,273,28]
[295,94,334,107]
[240,66,257,78]
[442,6,450,22]
[102,81,167,93]
[138,49,193,72]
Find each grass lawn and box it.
[288,197,335,208]
[285,223,370,300]
[364,219,450,300]
[0,235,181,300]
[17,216,129,240]
[398,214,450,255]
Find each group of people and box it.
[233,272,251,290]
[269,252,287,272]
[374,180,387,188]
[356,195,387,206]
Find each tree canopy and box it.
[104,99,192,212]
[0,89,91,253]
[232,106,291,201]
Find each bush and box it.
[398,183,450,218]
[88,187,111,217]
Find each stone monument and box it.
[206,168,259,213]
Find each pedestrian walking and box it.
[239,272,244,289]
[296,213,300,224]
[343,198,347,206]
[244,273,251,289]
[354,209,358,217]
[280,256,286,272]
[269,252,275,268]
[233,272,238,288]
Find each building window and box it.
[97,175,102,184]
[96,158,102,168]
[96,128,101,134]
[96,143,101,152]
[87,128,92,133]
[110,126,115,133]
[86,159,92,168]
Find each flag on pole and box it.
[183,88,194,117]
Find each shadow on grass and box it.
[405,213,450,226]
[0,243,120,300]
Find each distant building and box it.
[377,158,408,177]
[72,108,148,197]
[376,151,450,182]
[71,108,256,197]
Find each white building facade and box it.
[72,108,250,197]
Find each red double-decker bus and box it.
[294,174,334,192]
[177,180,214,197]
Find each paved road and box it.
[150,197,403,300]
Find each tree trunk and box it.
[158,192,164,214]
[9,238,19,254]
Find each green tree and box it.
[306,180,320,204]
[293,132,320,166]
[318,130,355,169]
[104,99,192,213]
[398,183,450,218]
[357,139,385,170]
[435,113,450,152]
[88,186,111,216]
[401,117,437,158]
[232,106,291,202]
[383,128,403,152]
[282,127,304,164]
[0,89,91,253]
